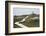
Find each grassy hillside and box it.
[14,14,39,28]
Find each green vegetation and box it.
[14,14,39,28]
[20,19,39,27]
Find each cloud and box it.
[13,8,40,16]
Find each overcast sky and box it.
[13,8,40,16]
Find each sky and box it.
[13,8,40,16]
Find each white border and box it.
[8,3,43,33]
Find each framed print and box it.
[5,1,45,35]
